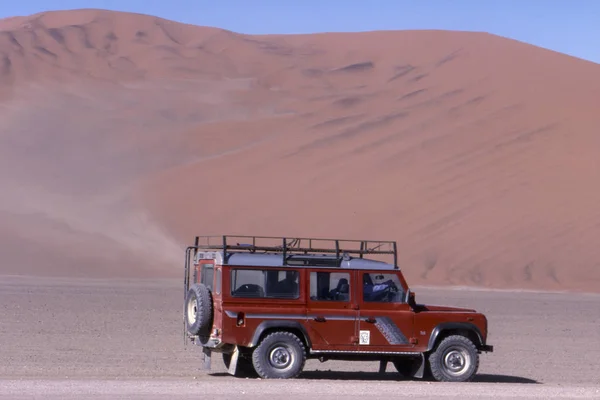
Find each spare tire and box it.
[185,283,213,341]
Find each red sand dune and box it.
[1,9,600,292]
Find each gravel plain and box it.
[1,275,599,399]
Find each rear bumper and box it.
[188,335,235,352]
[480,344,494,352]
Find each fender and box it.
[426,322,484,352]
[248,320,312,348]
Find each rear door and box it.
[305,269,359,351]
[196,260,221,331]
[195,260,214,289]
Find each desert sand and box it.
[1,8,600,399]
[2,9,600,292]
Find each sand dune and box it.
[1,9,600,291]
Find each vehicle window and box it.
[201,264,214,291]
[230,269,299,299]
[310,271,351,302]
[362,272,404,303]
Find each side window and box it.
[215,267,222,295]
[201,264,214,291]
[231,269,264,297]
[268,270,300,299]
[362,272,404,303]
[230,269,299,299]
[310,271,351,302]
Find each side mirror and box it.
[408,291,416,305]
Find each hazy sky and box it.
[2,0,599,64]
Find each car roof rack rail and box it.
[191,235,398,267]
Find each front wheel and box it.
[252,331,306,379]
[428,335,479,382]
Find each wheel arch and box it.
[426,322,484,352]
[248,320,312,350]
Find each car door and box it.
[305,269,359,351]
[356,271,416,351]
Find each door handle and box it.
[314,316,326,322]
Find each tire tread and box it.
[252,331,306,379]
[428,334,479,382]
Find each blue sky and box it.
[2,1,599,64]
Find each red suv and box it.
[183,235,493,382]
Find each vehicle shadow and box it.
[296,371,539,384]
[473,374,539,384]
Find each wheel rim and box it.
[442,346,470,376]
[187,295,198,325]
[268,345,293,370]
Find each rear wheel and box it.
[428,335,479,382]
[252,331,306,379]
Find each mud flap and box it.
[412,353,425,379]
[202,347,212,370]
[227,346,240,376]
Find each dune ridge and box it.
[1,9,600,292]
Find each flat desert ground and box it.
[2,9,600,399]
[1,275,599,399]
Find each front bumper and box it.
[480,344,494,352]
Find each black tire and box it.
[428,335,479,382]
[252,331,306,379]
[185,283,213,341]
[223,352,258,378]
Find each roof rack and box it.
[190,235,398,267]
